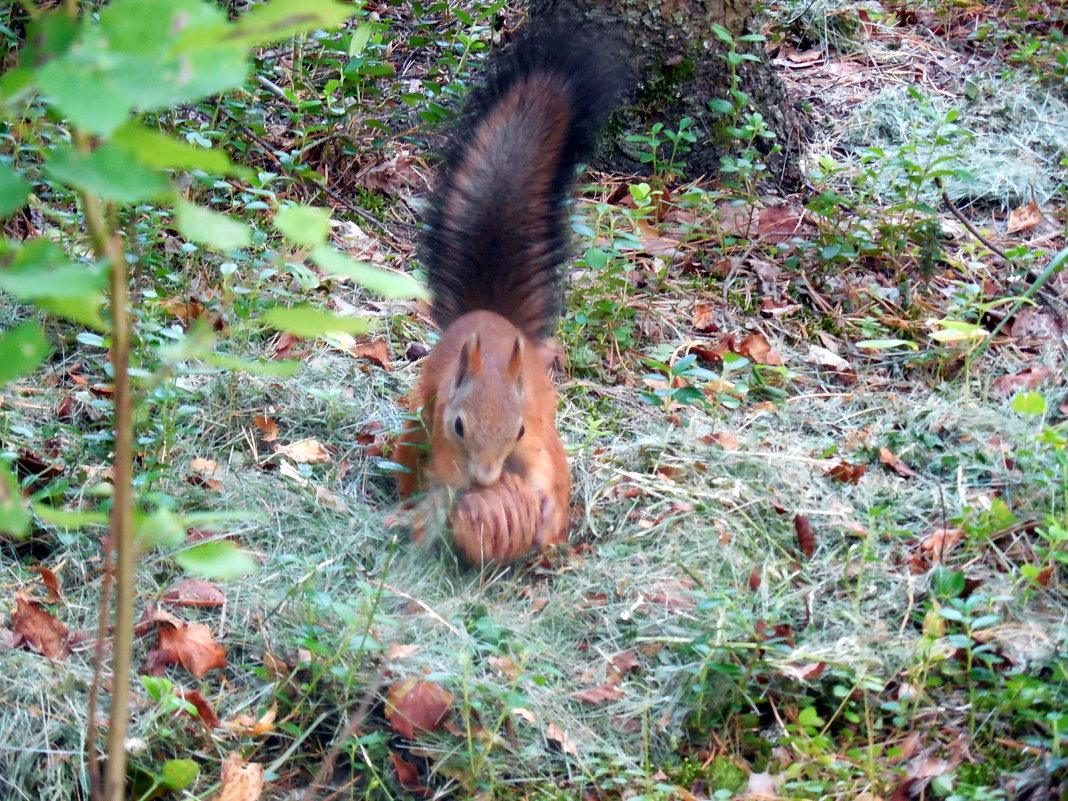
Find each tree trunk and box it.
[529,0,810,190]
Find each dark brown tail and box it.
[421,25,621,342]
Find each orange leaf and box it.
[545,722,578,756]
[879,447,918,479]
[385,677,453,739]
[210,751,263,801]
[388,752,433,797]
[352,339,392,370]
[144,608,226,678]
[993,366,1052,395]
[251,415,278,443]
[274,438,331,464]
[794,514,815,559]
[825,461,866,484]
[1006,201,1043,233]
[37,567,62,603]
[12,594,70,660]
[691,303,718,333]
[162,579,226,608]
[572,682,624,705]
[177,687,222,729]
[738,333,784,366]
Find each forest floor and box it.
[1,1,1067,800]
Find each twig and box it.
[935,177,1009,262]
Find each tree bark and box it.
[529,0,810,190]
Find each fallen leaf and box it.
[757,204,805,244]
[645,576,696,610]
[545,722,578,756]
[177,687,222,729]
[162,579,226,608]
[572,682,624,705]
[1006,200,1043,233]
[692,303,718,333]
[993,366,1052,395]
[487,654,522,679]
[389,752,433,797]
[511,707,537,724]
[352,339,392,370]
[825,461,866,484]
[738,332,784,366]
[385,643,420,660]
[919,528,965,558]
[190,458,218,474]
[611,649,640,674]
[749,567,762,591]
[806,345,849,371]
[386,677,453,739]
[879,447,918,479]
[210,751,263,801]
[226,705,277,736]
[777,662,826,681]
[760,297,802,318]
[794,514,815,559]
[275,438,331,464]
[786,47,822,63]
[144,608,226,678]
[251,415,278,442]
[37,567,62,603]
[12,594,70,660]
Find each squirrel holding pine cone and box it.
[392,24,620,564]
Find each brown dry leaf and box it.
[757,204,805,244]
[993,366,1052,395]
[794,514,815,559]
[177,687,222,729]
[1006,200,1043,233]
[511,706,537,724]
[691,303,718,333]
[271,331,305,360]
[760,297,802,318]
[352,339,392,370]
[920,528,965,557]
[714,432,740,451]
[144,608,227,678]
[749,567,762,591]
[612,649,640,674]
[385,643,420,661]
[190,457,219,474]
[162,578,226,608]
[210,751,263,801]
[879,447,918,479]
[1010,308,1061,341]
[786,47,822,63]
[389,752,433,797]
[645,576,696,610]
[385,677,453,739]
[226,705,277,736]
[738,332,784,366]
[37,567,62,603]
[251,415,278,442]
[487,654,522,679]
[572,682,625,705]
[545,722,578,756]
[314,486,347,513]
[275,438,331,464]
[12,594,70,660]
[825,461,866,484]
[806,344,850,371]
[778,662,827,681]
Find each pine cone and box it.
[450,472,541,564]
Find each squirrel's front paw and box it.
[449,473,540,564]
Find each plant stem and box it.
[75,128,136,801]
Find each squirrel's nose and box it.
[472,463,503,487]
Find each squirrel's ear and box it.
[456,334,483,386]
[507,337,523,382]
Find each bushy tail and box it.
[421,24,620,342]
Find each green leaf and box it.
[228,0,355,48]
[37,0,247,136]
[0,240,108,330]
[161,759,199,790]
[856,339,919,351]
[708,98,734,115]
[0,463,31,539]
[32,503,108,528]
[274,204,331,248]
[311,246,428,299]
[930,566,965,600]
[0,321,50,385]
[135,507,187,550]
[0,163,32,218]
[205,353,301,377]
[262,304,371,338]
[927,319,987,344]
[797,707,824,727]
[47,145,171,204]
[175,540,256,579]
[113,123,250,178]
[1011,391,1047,416]
[349,22,373,56]
[176,201,252,251]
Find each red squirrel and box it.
[393,25,619,562]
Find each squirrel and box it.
[393,24,619,562]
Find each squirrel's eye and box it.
[517,425,525,441]
[453,417,465,439]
